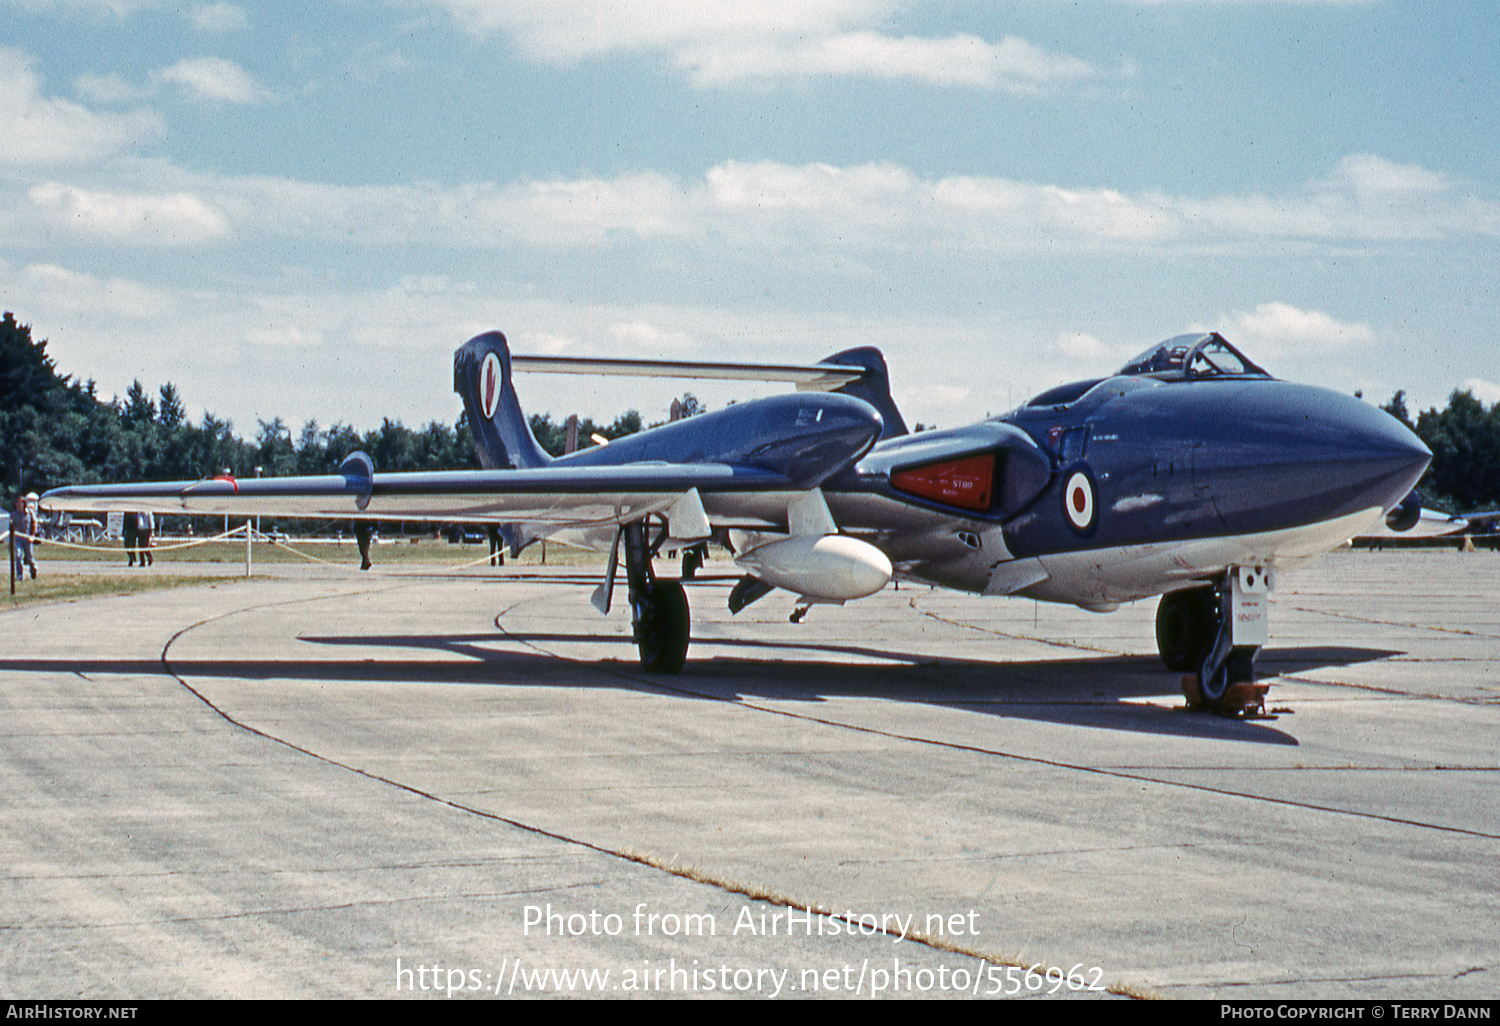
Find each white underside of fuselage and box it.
[548,504,1384,617]
[998,506,1384,611]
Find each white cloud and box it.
[14,263,165,320]
[9,153,1495,260]
[1184,154,1500,242]
[154,57,271,104]
[431,0,890,56]
[1461,378,1500,406]
[1328,153,1448,196]
[190,2,246,32]
[606,321,696,349]
[1205,302,1375,354]
[78,56,268,110]
[25,182,230,244]
[0,47,162,166]
[0,259,1001,431]
[3,0,156,16]
[681,31,1094,91]
[1054,331,1114,360]
[424,0,1096,90]
[245,325,323,349]
[74,71,151,103]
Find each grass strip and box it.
[1,573,235,610]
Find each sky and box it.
[2,0,1497,441]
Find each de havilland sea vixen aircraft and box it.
[43,330,1431,715]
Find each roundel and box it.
[479,352,503,421]
[1063,467,1097,535]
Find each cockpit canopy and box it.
[1116,332,1269,380]
[1019,331,1272,413]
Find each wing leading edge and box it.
[41,461,801,528]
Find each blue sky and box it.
[2,0,1497,439]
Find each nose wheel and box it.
[1155,586,1215,672]
[1157,581,1266,717]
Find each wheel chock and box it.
[1220,682,1272,719]
[1182,676,1274,718]
[1180,673,1206,710]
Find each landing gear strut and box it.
[1157,575,1265,716]
[681,543,706,580]
[623,521,690,673]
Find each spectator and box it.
[138,510,155,567]
[123,512,139,566]
[355,522,373,571]
[13,494,37,580]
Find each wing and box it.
[41,460,800,530]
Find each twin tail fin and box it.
[454,331,553,470]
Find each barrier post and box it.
[8,520,13,595]
[245,520,252,578]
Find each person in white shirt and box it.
[137,510,155,567]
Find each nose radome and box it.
[1207,384,1431,534]
[1330,392,1432,504]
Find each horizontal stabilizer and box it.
[510,355,866,391]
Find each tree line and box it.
[4,311,1499,514]
[1381,390,1500,513]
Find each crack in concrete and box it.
[1,881,605,932]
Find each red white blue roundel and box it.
[480,352,502,421]
[1063,468,1096,533]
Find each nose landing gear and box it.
[1156,569,1270,717]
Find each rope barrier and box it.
[13,525,519,574]
[11,526,247,554]
[406,548,513,573]
[261,538,340,565]
[265,541,515,573]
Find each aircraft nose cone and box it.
[1206,384,1431,534]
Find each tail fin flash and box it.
[454,331,553,469]
[821,347,907,441]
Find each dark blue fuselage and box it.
[557,391,885,490]
[996,375,1429,556]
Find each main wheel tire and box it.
[1156,587,1213,671]
[637,579,690,673]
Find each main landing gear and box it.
[623,521,691,673]
[1155,573,1267,717]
